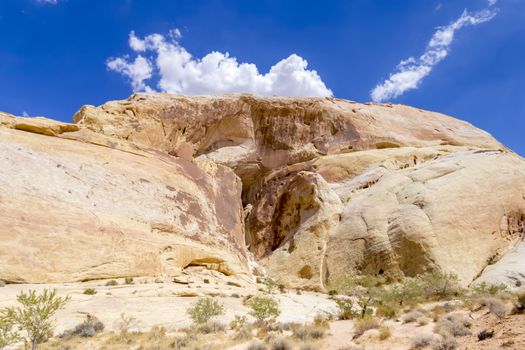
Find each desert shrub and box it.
[386,278,425,306]
[1,289,70,350]
[60,314,104,339]
[262,278,279,294]
[198,320,226,334]
[298,266,314,279]
[470,282,507,297]
[418,271,462,300]
[335,298,356,320]
[378,325,391,340]
[269,337,292,350]
[234,326,253,341]
[313,314,331,329]
[124,277,134,285]
[116,313,139,333]
[375,304,398,318]
[105,280,118,286]
[479,298,506,318]
[230,314,248,330]
[299,344,319,350]
[402,310,425,324]
[411,334,434,349]
[83,288,97,295]
[186,297,224,324]
[431,335,458,350]
[328,290,338,296]
[292,324,325,340]
[410,334,434,349]
[518,293,525,307]
[247,341,267,350]
[434,313,471,337]
[248,295,280,322]
[353,317,380,338]
[0,316,21,349]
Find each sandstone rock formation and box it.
[2,94,525,290]
[0,112,248,283]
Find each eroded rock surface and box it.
[0,113,247,283]
[2,94,525,290]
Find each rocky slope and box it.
[1,94,525,290]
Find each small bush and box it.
[248,295,280,322]
[198,320,226,334]
[124,277,134,285]
[203,278,210,284]
[481,298,506,318]
[105,280,118,286]
[230,314,248,330]
[247,341,268,350]
[431,335,458,350]
[375,304,398,318]
[335,298,356,320]
[187,297,224,324]
[300,344,319,350]
[234,326,253,340]
[471,282,507,297]
[402,310,425,324]
[353,317,380,338]
[313,314,331,329]
[411,334,434,349]
[116,313,139,333]
[378,325,391,340]
[518,293,525,307]
[270,337,292,350]
[61,314,104,339]
[418,271,462,301]
[1,288,70,349]
[262,278,279,294]
[292,324,325,340]
[434,313,471,337]
[83,288,97,295]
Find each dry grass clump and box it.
[431,335,458,350]
[247,341,268,350]
[269,337,293,350]
[291,324,326,341]
[479,297,507,318]
[299,344,319,350]
[433,313,471,337]
[402,310,426,324]
[353,317,380,338]
[411,334,434,349]
[312,314,331,329]
[378,325,391,340]
[198,320,226,334]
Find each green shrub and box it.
[124,277,134,285]
[470,282,507,297]
[105,280,118,286]
[83,288,97,295]
[0,316,21,349]
[186,297,224,324]
[418,271,462,300]
[1,288,70,350]
[262,278,279,294]
[335,298,356,320]
[248,295,280,322]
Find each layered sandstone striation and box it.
[0,112,247,283]
[2,94,524,289]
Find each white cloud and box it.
[107,30,332,97]
[371,8,497,102]
[37,0,59,4]
[488,0,498,6]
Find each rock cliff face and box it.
[2,94,525,290]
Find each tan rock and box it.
[0,117,248,283]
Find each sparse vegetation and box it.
[470,282,507,297]
[0,316,21,349]
[83,288,97,295]
[262,277,279,294]
[378,325,391,340]
[353,316,380,338]
[247,341,267,350]
[269,337,292,350]
[418,271,462,301]
[186,297,224,324]
[0,288,70,350]
[105,280,118,286]
[248,295,280,322]
[198,319,226,334]
[402,310,425,324]
[60,314,104,339]
[411,334,434,349]
[124,277,134,285]
[335,298,356,320]
[434,313,471,337]
[431,335,458,350]
[291,324,325,340]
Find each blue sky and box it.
[1,0,523,154]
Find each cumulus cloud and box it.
[107,30,332,97]
[371,8,497,102]
[488,0,498,6]
[37,0,60,4]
